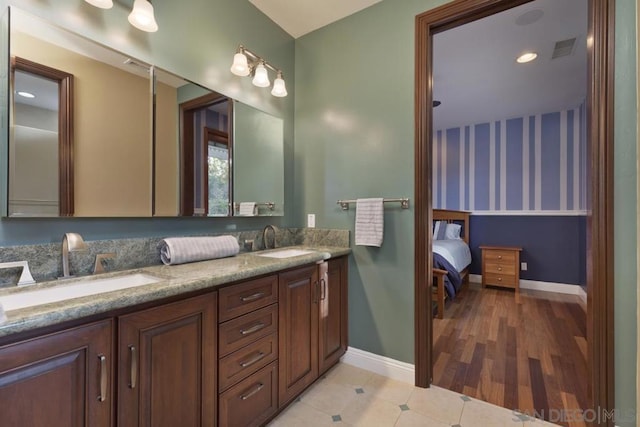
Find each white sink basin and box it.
[0,273,161,312]
[257,249,316,259]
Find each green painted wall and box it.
[0,0,295,245]
[294,0,637,424]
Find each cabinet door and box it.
[278,265,318,406]
[0,320,113,427]
[118,293,217,427]
[318,257,348,375]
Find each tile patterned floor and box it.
[269,363,560,427]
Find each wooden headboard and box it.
[433,209,470,244]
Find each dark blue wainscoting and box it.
[468,215,586,286]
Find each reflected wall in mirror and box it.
[9,8,152,217]
[233,102,284,216]
[10,57,73,216]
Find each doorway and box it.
[414,0,614,425]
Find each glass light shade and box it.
[230,53,250,76]
[85,0,113,9]
[128,0,158,33]
[252,63,270,88]
[271,76,287,97]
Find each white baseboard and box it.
[341,346,415,384]
[469,274,584,295]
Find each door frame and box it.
[414,0,615,423]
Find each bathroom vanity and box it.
[0,248,349,427]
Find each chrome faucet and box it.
[61,233,87,278]
[262,225,279,250]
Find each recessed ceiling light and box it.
[516,52,538,64]
[17,91,35,98]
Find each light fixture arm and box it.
[237,45,283,77]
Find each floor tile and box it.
[299,379,358,415]
[394,410,450,427]
[339,395,402,427]
[325,362,375,388]
[460,398,525,427]
[267,401,343,427]
[405,385,465,425]
[362,373,415,405]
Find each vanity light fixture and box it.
[230,45,288,97]
[84,0,113,9]
[128,0,158,32]
[516,52,538,63]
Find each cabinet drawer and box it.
[485,262,516,275]
[219,275,278,322]
[219,361,278,427]
[219,304,278,357]
[484,273,517,287]
[484,250,516,262]
[219,333,278,392]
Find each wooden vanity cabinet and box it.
[117,293,217,427]
[318,256,348,376]
[0,320,114,427]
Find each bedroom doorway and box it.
[414,0,614,425]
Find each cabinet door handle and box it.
[498,267,502,271]
[240,383,264,400]
[98,355,107,402]
[320,278,327,301]
[498,255,502,259]
[240,322,265,335]
[240,292,265,302]
[239,351,266,368]
[129,345,137,389]
[498,277,502,281]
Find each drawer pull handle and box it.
[240,292,265,302]
[498,255,502,259]
[240,322,266,335]
[498,278,502,281]
[240,351,266,368]
[240,383,265,400]
[498,267,502,271]
[129,345,137,389]
[98,355,107,402]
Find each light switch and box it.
[307,214,316,228]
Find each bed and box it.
[432,209,471,319]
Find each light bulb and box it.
[252,62,270,88]
[128,0,158,33]
[230,52,250,76]
[516,52,537,63]
[84,0,113,9]
[271,73,287,97]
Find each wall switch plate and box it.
[521,262,527,271]
[307,214,316,228]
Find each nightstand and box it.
[480,246,522,291]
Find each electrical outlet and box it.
[307,214,316,228]
[521,262,527,271]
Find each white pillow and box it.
[445,223,462,240]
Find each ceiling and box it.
[433,0,588,130]
[249,0,383,38]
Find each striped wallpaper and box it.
[433,103,587,212]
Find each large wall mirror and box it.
[7,7,284,218]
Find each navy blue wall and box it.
[469,215,586,285]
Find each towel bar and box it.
[336,198,410,211]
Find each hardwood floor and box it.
[433,283,588,427]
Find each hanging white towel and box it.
[238,202,257,216]
[160,235,239,265]
[355,198,384,247]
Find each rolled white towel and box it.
[238,202,257,216]
[160,236,239,265]
[0,303,6,324]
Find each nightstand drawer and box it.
[484,250,516,262]
[485,262,516,275]
[484,273,517,287]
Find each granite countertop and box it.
[0,245,351,339]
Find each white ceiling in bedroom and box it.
[433,0,588,131]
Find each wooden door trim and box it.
[414,0,615,424]
[12,56,74,216]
